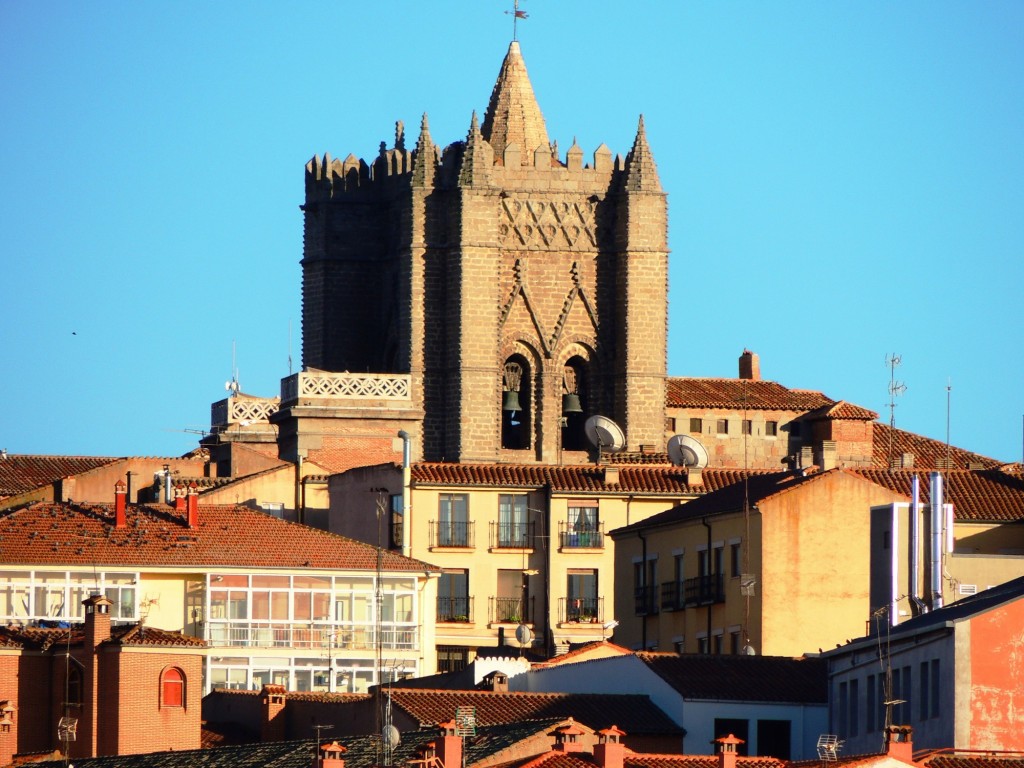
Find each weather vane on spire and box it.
[505,0,528,42]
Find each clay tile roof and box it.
[922,757,1024,768]
[412,462,767,497]
[0,626,82,651]
[386,689,682,735]
[627,757,785,768]
[0,501,438,572]
[0,454,119,497]
[110,624,206,647]
[666,378,833,412]
[872,424,1000,470]
[635,652,828,703]
[807,401,879,421]
[481,41,550,162]
[851,468,1024,522]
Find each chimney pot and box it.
[884,725,913,762]
[715,733,744,768]
[114,481,127,528]
[186,482,199,528]
[595,726,627,768]
[739,350,761,381]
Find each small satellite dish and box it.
[383,724,401,749]
[515,624,533,646]
[585,415,625,452]
[667,434,709,468]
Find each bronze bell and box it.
[503,389,522,412]
[562,393,583,414]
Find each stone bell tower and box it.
[293,42,667,466]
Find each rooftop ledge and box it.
[281,370,412,404]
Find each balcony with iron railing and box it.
[558,522,605,550]
[634,585,659,616]
[437,596,474,624]
[280,370,411,404]
[429,520,475,549]
[683,574,725,607]
[204,622,417,651]
[489,520,535,549]
[660,580,684,611]
[558,596,604,625]
[488,596,535,625]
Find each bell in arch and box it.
[503,389,523,413]
[562,392,583,415]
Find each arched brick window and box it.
[501,356,531,450]
[161,667,185,708]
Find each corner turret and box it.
[481,41,550,164]
[622,115,662,193]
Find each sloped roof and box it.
[0,501,437,572]
[807,401,879,421]
[387,689,682,735]
[504,752,785,768]
[0,623,204,650]
[635,652,828,704]
[872,424,1001,470]
[851,468,1024,522]
[412,463,768,497]
[0,454,119,497]
[922,757,1024,768]
[481,41,550,161]
[666,378,833,412]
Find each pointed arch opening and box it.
[501,355,532,450]
[561,356,589,451]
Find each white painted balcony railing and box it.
[281,371,411,403]
[211,396,280,428]
[205,622,418,651]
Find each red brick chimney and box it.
[260,684,287,742]
[436,720,463,768]
[186,482,199,528]
[114,479,127,528]
[739,350,760,381]
[83,594,113,648]
[884,725,914,763]
[316,741,346,768]
[174,483,187,512]
[594,725,626,768]
[554,719,586,753]
[715,733,744,768]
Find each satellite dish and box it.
[585,415,625,452]
[383,724,401,749]
[515,624,533,646]
[667,434,709,468]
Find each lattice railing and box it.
[211,396,280,428]
[281,371,411,402]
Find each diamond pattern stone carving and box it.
[500,196,596,251]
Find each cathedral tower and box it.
[291,42,667,466]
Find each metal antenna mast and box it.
[885,354,907,466]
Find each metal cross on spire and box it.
[505,0,528,41]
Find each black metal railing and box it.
[436,596,474,623]
[489,596,535,624]
[489,520,534,549]
[558,522,605,549]
[660,580,684,611]
[683,574,725,606]
[429,520,475,548]
[634,585,659,615]
[559,596,604,624]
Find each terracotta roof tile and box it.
[666,379,833,412]
[387,689,682,735]
[922,756,1024,768]
[635,652,828,703]
[0,502,438,572]
[851,468,1024,522]
[872,424,1000,470]
[807,401,879,421]
[111,624,207,647]
[628,757,784,768]
[0,454,119,497]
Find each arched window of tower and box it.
[501,357,531,450]
[561,358,588,451]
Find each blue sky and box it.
[2,2,1022,463]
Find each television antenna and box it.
[667,434,709,468]
[816,734,843,762]
[584,415,625,462]
[225,339,241,396]
[885,354,907,466]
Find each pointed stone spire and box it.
[412,112,436,185]
[622,115,662,192]
[481,42,550,165]
[459,111,493,186]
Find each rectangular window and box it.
[789,421,801,437]
[436,645,469,674]
[766,421,778,437]
[838,681,848,737]
[689,417,703,433]
[930,660,940,718]
[497,495,529,547]
[730,542,741,578]
[849,678,859,736]
[438,494,469,547]
[713,545,724,576]
[713,632,723,655]
[920,662,929,720]
[741,419,752,435]
[437,570,469,622]
[716,419,729,435]
[866,675,876,732]
[697,635,709,654]
[567,569,598,621]
[757,720,791,760]
[666,417,676,432]
[698,549,710,577]
[565,503,600,548]
[495,569,527,622]
[730,630,741,655]
[901,666,911,724]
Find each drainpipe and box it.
[638,530,648,650]
[930,472,944,610]
[702,517,712,651]
[295,454,303,525]
[398,431,412,558]
[909,475,924,615]
[544,484,554,658]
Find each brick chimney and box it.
[186,482,199,528]
[594,725,626,768]
[554,719,586,753]
[739,350,760,381]
[114,479,127,528]
[715,733,744,768]
[174,482,187,512]
[316,741,346,768]
[435,721,463,768]
[83,594,113,648]
[884,725,913,763]
[260,684,287,742]
[0,700,17,768]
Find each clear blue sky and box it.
[2,2,1022,463]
